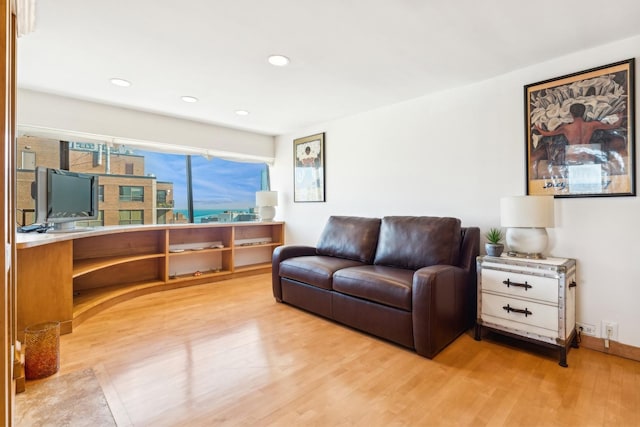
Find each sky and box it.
[136,150,266,211]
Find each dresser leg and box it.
[559,346,568,367]
[474,323,482,341]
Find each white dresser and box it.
[475,255,578,367]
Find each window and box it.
[190,157,267,223]
[136,151,187,223]
[119,186,144,202]
[119,210,144,225]
[21,151,36,170]
[76,210,104,228]
[15,137,269,227]
[157,189,167,204]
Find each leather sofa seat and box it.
[333,265,413,311]
[279,255,365,290]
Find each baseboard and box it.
[579,333,640,362]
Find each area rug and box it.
[15,368,116,426]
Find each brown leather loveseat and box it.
[272,215,480,358]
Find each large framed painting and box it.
[294,132,325,202]
[525,59,635,197]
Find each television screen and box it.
[48,171,95,219]
[34,167,98,232]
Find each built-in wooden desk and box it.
[16,222,284,337]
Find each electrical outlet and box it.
[576,322,596,336]
[602,321,618,341]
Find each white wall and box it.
[17,89,274,161]
[272,36,640,348]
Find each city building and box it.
[16,136,178,226]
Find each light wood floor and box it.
[29,273,640,426]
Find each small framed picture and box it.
[293,132,325,202]
[525,59,635,197]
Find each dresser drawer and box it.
[481,268,558,304]
[481,292,558,332]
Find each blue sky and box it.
[136,150,266,211]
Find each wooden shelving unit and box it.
[16,222,284,334]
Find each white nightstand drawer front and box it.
[482,268,558,304]
[482,293,558,331]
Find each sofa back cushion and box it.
[373,216,461,270]
[316,216,381,263]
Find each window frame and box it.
[119,185,145,202]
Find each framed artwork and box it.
[294,132,325,202]
[525,59,635,197]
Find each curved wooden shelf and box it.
[73,253,165,278]
[234,262,272,273]
[168,269,232,282]
[168,247,231,257]
[17,222,284,335]
[234,242,282,250]
[73,280,176,329]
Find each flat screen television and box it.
[33,166,99,232]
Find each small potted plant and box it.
[485,228,504,257]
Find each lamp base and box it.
[505,227,548,259]
[258,206,276,222]
[506,251,546,260]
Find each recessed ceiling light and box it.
[235,110,249,116]
[181,96,198,103]
[110,78,131,87]
[268,55,290,67]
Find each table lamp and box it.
[500,195,554,259]
[255,191,278,222]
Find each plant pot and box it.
[485,243,504,257]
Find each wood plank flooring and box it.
[28,273,640,426]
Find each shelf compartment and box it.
[233,262,272,273]
[234,223,283,247]
[169,227,233,250]
[167,250,232,279]
[73,279,173,329]
[73,258,165,291]
[73,253,165,278]
[73,230,166,261]
[233,246,275,271]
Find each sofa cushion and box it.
[279,255,365,290]
[316,216,381,263]
[333,265,414,311]
[373,216,461,270]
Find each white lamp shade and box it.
[500,196,554,228]
[256,191,278,207]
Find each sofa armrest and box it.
[459,227,480,274]
[272,245,317,301]
[412,264,469,358]
[459,227,480,327]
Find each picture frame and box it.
[524,59,635,197]
[294,132,325,202]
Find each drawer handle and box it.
[502,278,532,290]
[502,304,532,317]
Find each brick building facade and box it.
[16,136,176,226]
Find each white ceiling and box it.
[16,0,640,136]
